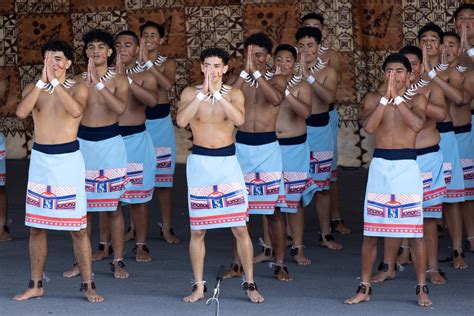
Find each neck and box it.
[147,48,159,60]
[96,63,109,76]
[427,55,440,69]
[306,56,319,69]
[124,57,138,70]
[448,58,458,67]
[396,86,407,97]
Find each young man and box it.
[344,53,430,307]
[224,33,291,281]
[178,47,263,304]
[13,40,103,303]
[62,29,130,279]
[0,132,9,241]
[138,21,179,244]
[296,26,341,249]
[371,46,447,285]
[115,30,159,262]
[301,13,350,235]
[418,23,468,269]
[453,4,474,67]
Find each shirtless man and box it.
[178,47,263,304]
[296,27,341,249]
[115,30,159,262]
[453,4,474,67]
[371,46,447,285]
[344,53,430,307]
[418,23,468,269]
[0,131,9,241]
[13,40,103,303]
[137,21,179,244]
[224,33,291,281]
[62,29,129,279]
[301,13,350,235]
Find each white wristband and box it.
[240,70,249,79]
[285,88,290,97]
[394,96,404,105]
[213,91,223,101]
[196,91,207,101]
[379,96,389,106]
[253,70,262,80]
[36,80,46,89]
[50,78,60,87]
[428,68,437,80]
[306,75,315,85]
[468,48,474,57]
[95,81,105,91]
[127,76,133,85]
[144,60,154,70]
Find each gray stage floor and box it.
[1,159,473,315]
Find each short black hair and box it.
[83,29,116,66]
[418,22,444,44]
[443,31,461,43]
[244,33,273,54]
[116,30,139,45]
[139,20,165,38]
[274,44,297,60]
[453,4,474,20]
[41,40,74,61]
[200,47,230,65]
[301,13,324,26]
[295,26,322,44]
[382,53,412,73]
[399,45,423,63]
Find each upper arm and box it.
[323,67,338,93]
[177,87,196,110]
[231,88,245,113]
[21,83,34,98]
[115,75,129,104]
[298,81,312,106]
[142,72,158,91]
[163,59,176,85]
[359,93,378,122]
[73,83,89,109]
[411,94,427,120]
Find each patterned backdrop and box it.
[0,0,469,165]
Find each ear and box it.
[200,63,205,74]
[159,38,165,45]
[107,48,113,57]
[65,60,72,70]
[223,65,229,74]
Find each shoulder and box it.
[73,73,86,83]
[270,74,287,86]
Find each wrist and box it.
[95,81,105,91]
[144,60,154,70]
[127,76,133,85]
[379,96,389,106]
[196,91,207,101]
[285,88,291,97]
[253,70,262,80]
[36,80,47,89]
[394,96,404,105]
[306,75,315,85]
[213,90,223,101]
[50,78,60,88]
[428,68,437,80]
[240,70,249,79]
[468,48,474,57]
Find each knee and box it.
[231,226,248,239]
[191,229,206,239]
[362,236,378,247]
[70,229,88,239]
[30,227,46,238]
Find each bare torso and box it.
[276,79,311,138]
[119,71,147,126]
[414,82,442,148]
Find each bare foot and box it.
[162,228,180,244]
[243,282,264,303]
[253,247,273,263]
[111,260,129,279]
[134,244,152,262]
[124,226,135,242]
[63,263,80,278]
[274,265,293,282]
[331,219,351,235]
[223,263,243,279]
[452,250,468,269]
[397,247,411,265]
[92,243,112,261]
[427,269,446,285]
[13,282,44,302]
[0,226,12,241]
[81,283,104,303]
[291,246,311,265]
[320,234,342,250]
[344,283,371,305]
[416,285,432,307]
[183,284,206,303]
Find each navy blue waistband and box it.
[33,140,79,154]
[145,104,171,120]
[373,148,417,160]
[416,144,440,156]
[119,124,146,137]
[454,123,472,134]
[278,134,307,145]
[436,122,454,133]
[306,112,330,127]
[236,131,277,145]
[328,104,335,111]
[192,144,235,156]
[471,109,474,116]
[78,123,120,141]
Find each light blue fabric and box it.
[307,124,334,191]
[439,131,465,203]
[416,149,445,218]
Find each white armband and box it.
[428,68,437,80]
[50,78,60,87]
[36,80,47,89]
[468,48,474,57]
[285,89,291,97]
[127,76,133,85]
[95,81,105,91]
[252,70,262,80]
[394,96,404,106]
[196,91,207,101]
[240,70,249,79]
[306,75,316,85]
[144,60,154,70]
[379,96,389,106]
[213,91,223,101]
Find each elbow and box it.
[116,106,127,116]
[70,109,83,119]
[303,108,311,119]
[234,116,245,127]
[363,123,375,134]
[176,117,188,129]
[271,93,284,107]
[16,108,28,119]
[411,121,424,133]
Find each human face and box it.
[274,50,296,76]
[297,36,319,64]
[115,35,138,66]
[384,62,409,90]
[141,26,162,52]
[404,54,422,83]
[247,45,269,71]
[302,18,323,31]
[46,50,71,79]
[455,9,474,33]
[419,30,441,57]
[201,56,228,84]
[86,41,111,66]
[444,35,460,64]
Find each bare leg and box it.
[329,181,351,235]
[92,212,113,261]
[371,238,400,283]
[288,207,311,265]
[0,187,11,241]
[408,238,432,307]
[13,228,47,301]
[156,187,180,244]
[63,214,94,278]
[317,190,342,249]
[254,216,273,263]
[124,203,135,242]
[183,229,206,303]
[232,226,264,303]
[461,201,474,251]
[131,203,151,262]
[424,218,445,284]
[397,238,411,265]
[344,236,377,304]
[444,203,468,269]
[108,209,129,279]
[267,208,292,281]
[223,235,243,279]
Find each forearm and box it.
[397,101,424,132]
[148,67,174,91]
[432,77,464,105]
[97,85,126,115]
[256,78,283,106]
[55,86,83,118]
[217,97,245,126]
[286,94,311,119]
[363,104,385,134]
[17,87,40,119]
[426,103,446,122]
[130,82,159,107]
[177,98,201,128]
[308,80,335,104]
